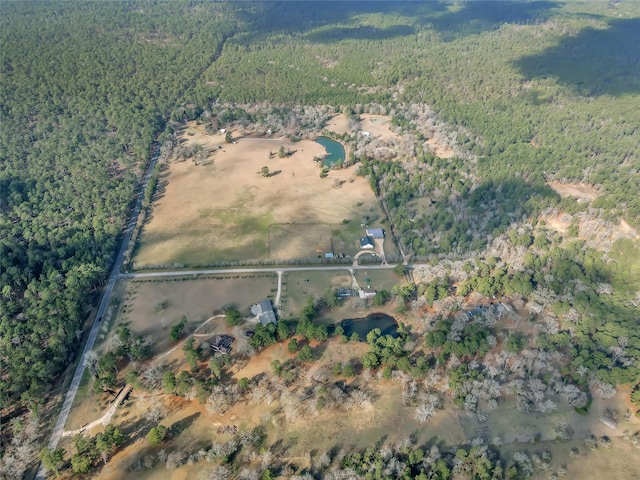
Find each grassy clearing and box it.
[121,275,277,351]
[354,268,404,291]
[281,270,353,316]
[269,223,333,259]
[134,121,384,268]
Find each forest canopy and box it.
[1,0,639,419]
[0,0,238,409]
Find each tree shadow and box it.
[169,412,201,439]
[430,1,560,41]
[232,1,445,46]
[515,17,640,97]
[305,24,415,43]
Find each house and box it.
[250,299,277,326]
[359,236,375,249]
[366,227,384,239]
[359,288,376,299]
[211,335,234,354]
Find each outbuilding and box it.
[366,228,384,239]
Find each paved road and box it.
[121,262,400,279]
[36,148,160,479]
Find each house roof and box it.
[251,299,277,325]
[359,236,375,248]
[359,288,377,298]
[366,227,384,238]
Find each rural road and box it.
[121,262,401,280]
[36,147,160,479]
[37,152,413,477]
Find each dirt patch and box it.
[325,113,351,135]
[425,136,455,159]
[541,211,640,248]
[135,122,381,267]
[620,219,640,240]
[359,114,401,140]
[563,437,640,480]
[548,181,599,202]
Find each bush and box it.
[146,425,167,446]
[342,364,355,378]
[225,307,242,326]
[297,345,315,363]
[287,338,299,354]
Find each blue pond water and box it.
[315,136,345,166]
[340,313,398,340]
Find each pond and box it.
[340,313,398,340]
[315,136,345,167]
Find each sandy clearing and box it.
[426,137,455,158]
[548,181,599,202]
[359,114,401,140]
[135,122,379,266]
[325,113,351,135]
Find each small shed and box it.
[359,288,377,299]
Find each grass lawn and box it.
[354,268,404,292]
[121,275,277,352]
[281,270,353,317]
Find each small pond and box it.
[315,136,345,167]
[340,313,398,340]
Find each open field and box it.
[268,223,333,259]
[359,114,401,140]
[134,121,383,267]
[119,275,276,349]
[281,270,354,316]
[354,268,404,292]
[325,113,351,135]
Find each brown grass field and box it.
[134,121,383,267]
[325,113,351,135]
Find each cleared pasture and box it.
[281,270,353,316]
[119,275,277,350]
[354,268,404,291]
[134,121,383,267]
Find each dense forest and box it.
[0,1,238,410]
[1,1,639,476]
